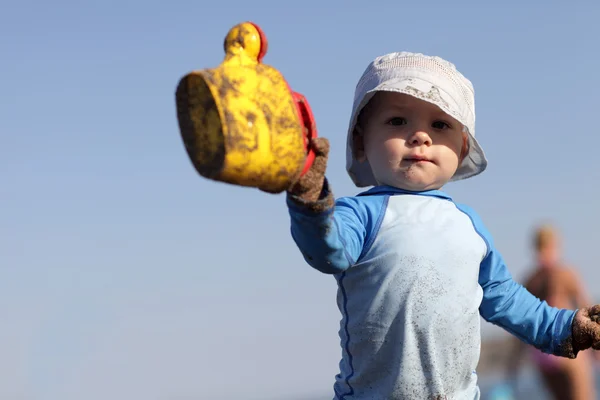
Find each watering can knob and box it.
[223,22,268,64]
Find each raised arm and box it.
[287,190,371,274]
[285,137,386,274]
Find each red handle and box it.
[291,91,318,177]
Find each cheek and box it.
[440,131,466,159]
[380,141,403,162]
[365,135,404,160]
[436,136,463,171]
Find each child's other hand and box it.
[572,305,600,352]
[287,137,330,204]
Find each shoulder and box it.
[557,265,582,283]
[335,193,390,222]
[335,194,390,260]
[452,201,493,251]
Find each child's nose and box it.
[409,130,432,146]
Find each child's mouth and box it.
[405,156,433,164]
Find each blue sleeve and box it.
[456,204,576,356]
[286,181,388,274]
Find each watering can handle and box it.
[292,91,318,178]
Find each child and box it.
[284,52,600,399]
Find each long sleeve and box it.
[456,204,576,356]
[286,179,388,274]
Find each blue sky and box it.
[2,1,600,399]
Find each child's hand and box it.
[287,137,331,205]
[571,305,600,352]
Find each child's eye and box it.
[432,121,451,130]
[387,117,407,126]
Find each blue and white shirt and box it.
[287,185,575,400]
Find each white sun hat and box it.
[345,52,488,187]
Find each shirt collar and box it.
[356,185,452,200]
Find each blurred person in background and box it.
[508,224,596,400]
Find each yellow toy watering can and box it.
[175,22,318,193]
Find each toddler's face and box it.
[355,92,466,191]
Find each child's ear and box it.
[353,126,367,162]
[459,131,470,162]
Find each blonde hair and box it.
[533,224,558,251]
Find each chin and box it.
[374,169,446,191]
[398,173,442,191]
[385,179,439,192]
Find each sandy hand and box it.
[285,137,334,213]
[572,305,600,352]
[287,137,330,203]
